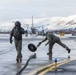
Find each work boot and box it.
[66,48,71,53]
[16,58,19,63]
[49,55,52,60]
[47,53,52,60]
[20,58,22,62]
[16,58,22,63]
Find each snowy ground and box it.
[0,33,76,39]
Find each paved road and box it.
[44,60,76,75]
[0,36,76,75]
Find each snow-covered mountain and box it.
[51,15,76,29]
[0,15,76,32]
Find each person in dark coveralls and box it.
[10,21,25,63]
[38,32,71,60]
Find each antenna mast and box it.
[32,15,33,27]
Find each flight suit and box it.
[39,33,71,60]
[10,22,25,62]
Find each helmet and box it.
[15,21,21,27]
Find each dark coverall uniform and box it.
[10,22,25,62]
[38,33,71,60]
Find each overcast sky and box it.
[0,0,76,22]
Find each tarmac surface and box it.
[0,34,76,75]
[44,60,76,75]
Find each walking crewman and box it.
[10,21,25,63]
[38,32,71,60]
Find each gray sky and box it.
[0,0,76,22]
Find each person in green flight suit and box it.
[38,32,71,60]
[10,21,25,63]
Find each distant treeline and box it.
[0,32,10,34]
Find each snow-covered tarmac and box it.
[0,34,76,75]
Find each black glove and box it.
[10,40,13,44]
[66,48,71,53]
[45,44,47,46]
[37,42,42,47]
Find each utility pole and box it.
[32,15,33,27]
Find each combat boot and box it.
[20,58,22,62]
[16,58,22,63]
[47,53,52,60]
[49,54,52,60]
[16,58,19,63]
